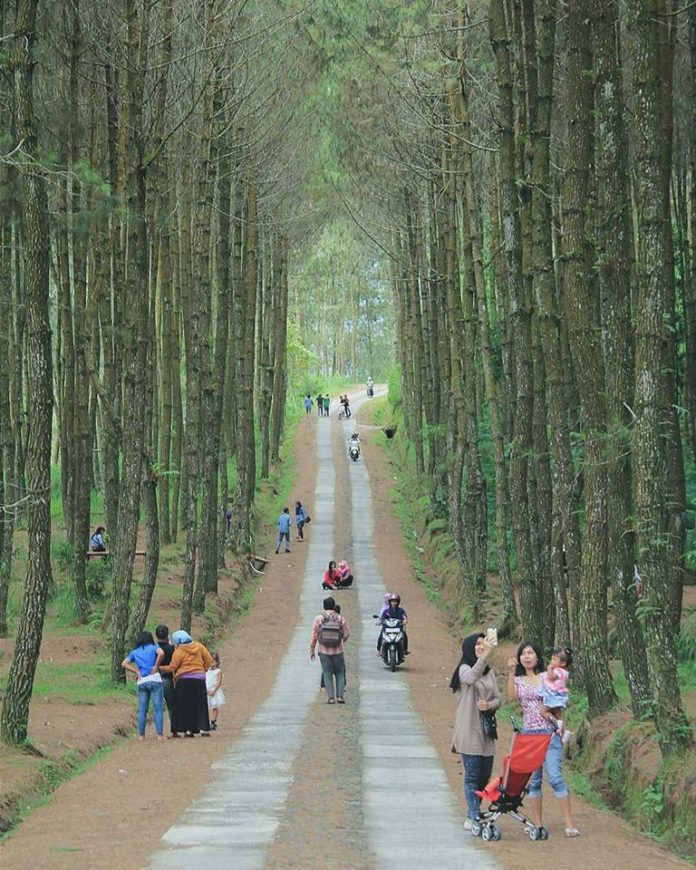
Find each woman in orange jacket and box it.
[161,630,214,737]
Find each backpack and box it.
[318,614,343,647]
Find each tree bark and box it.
[1,0,54,745]
[619,0,692,754]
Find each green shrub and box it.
[86,560,110,600]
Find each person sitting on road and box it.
[90,526,106,552]
[377,593,409,655]
[336,559,354,588]
[322,560,341,590]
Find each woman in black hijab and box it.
[450,633,500,828]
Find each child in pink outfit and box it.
[541,646,573,742]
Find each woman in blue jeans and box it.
[507,640,579,836]
[122,631,165,741]
[450,633,500,828]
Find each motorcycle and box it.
[349,442,360,462]
[376,615,405,671]
[367,385,374,398]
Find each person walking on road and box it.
[450,633,500,828]
[304,394,313,415]
[310,596,350,704]
[316,393,324,417]
[295,500,308,541]
[276,506,292,554]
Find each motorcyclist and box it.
[366,376,374,398]
[377,593,409,655]
[348,432,361,458]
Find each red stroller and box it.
[472,729,553,842]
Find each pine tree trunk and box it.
[271,237,289,463]
[620,0,691,754]
[593,0,650,714]
[109,0,149,681]
[561,0,617,714]
[233,173,257,553]
[490,0,542,639]
[1,0,54,744]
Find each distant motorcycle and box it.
[367,385,374,398]
[375,615,405,671]
[349,442,360,462]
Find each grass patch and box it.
[5,660,128,706]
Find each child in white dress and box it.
[206,652,225,730]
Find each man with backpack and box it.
[310,596,350,704]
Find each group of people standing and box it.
[308,393,331,417]
[122,625,225,739]
[275,501,310,553]
[450,635,579,837]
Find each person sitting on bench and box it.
[90,526,106,552]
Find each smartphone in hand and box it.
[486,627,498,646]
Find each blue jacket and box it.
[277,512,292,533]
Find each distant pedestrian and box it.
[324,395,330,417]
[317,393,324,417]
[121,631,165,741]
[304,394,313,415]
[206,652,225,731]
[276,506,292,554]
[295,500,308,541]
[310,596,350,704]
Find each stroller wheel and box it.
[538,826,549,840]
[481,826,493,842]
[470,820,482,838]
[529,827,540,841]
[491,826,502,841]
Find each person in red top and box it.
[322,560,340,589]
[310,597,350,704]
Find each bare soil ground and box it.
[0,397,692,869]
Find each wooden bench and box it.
[248,554,268,575]
[86,550,147,559]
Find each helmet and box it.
[388,594,401,605]
[384,592,393,603]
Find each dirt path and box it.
[0,391,690,870]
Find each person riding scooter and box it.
[377,593,409,655]
[348,432,361,459]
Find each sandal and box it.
[327,698,335,704]
[565,828,580,838]
[336,697,345,704]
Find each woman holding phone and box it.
[450,633,501,828]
